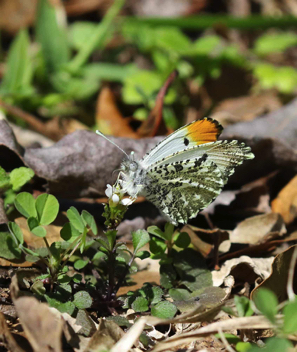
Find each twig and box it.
[0,99,46,135]
[217,327,236,352]
[287,245,297,301]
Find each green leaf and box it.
[45,295,76,315]
[254,31,297,56]
[36,0,69,72]
[234,296,254,317]
[0,167,10,190]
[169,288,191,301]
[67,207,85,233]
[0,29,33,95]
[253,288,278,324]
[31,226,47,238]
[35,193,59,225]
[106,230,117,250]
[73,291,92,309]
[193,35,221,55]
[147,226,167,241]
[173,232,191,249]
[74,259,89,270]
[9,167,34,192]
[131,296,149,312]
[27,217,39,231]
[31,280,46,296]
[67,0,125,72]
[15,192,37,218]
[149,237,167,256]
[135,250,150,260]
[283,300,297,334]
[151,301,177,319]
[8,222,24,245]
[0,232,22,259]
[132,229,150,254]
[140,284,163,305]
[81,210,97,235]
[247,337,293,352]
[164,223,175,241]
[60,222,80,242]
[235,341,253,352]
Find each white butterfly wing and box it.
[141,118,223,167]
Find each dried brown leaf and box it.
[96,86,138,138]
[212,93,281,126]
[212,256,274,287]
[13,296,63,352]
[271,175,297,224]
[251,245,297,303]
[230,213,286,245]
[86,318,124,352]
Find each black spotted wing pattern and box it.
[142,154,224,225]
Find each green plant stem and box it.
[67,0,125,73]
[124,15,297,31]
[107,246,117,301]
[43,237,52,256]
[60,234,83,266]
[113,253,135,295]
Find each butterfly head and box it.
[121,151,138,173]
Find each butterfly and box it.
[97,117,254,225]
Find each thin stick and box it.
[287,245,297,301]
[217,327,236,352]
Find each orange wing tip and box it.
[186,117,223,145]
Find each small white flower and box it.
[121,198,133,206]
[111,194,120,205]
[105,184,113,198]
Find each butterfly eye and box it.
[130,162,138,171]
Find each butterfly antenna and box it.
[96,130,129,158]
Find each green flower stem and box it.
[60,234,84,268]
[43,237,52,257]
[113,252,136,295]
[107,246,117,301]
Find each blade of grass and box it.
[124,15,297,31]
[67,0,125,73]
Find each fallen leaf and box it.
[13,296,63,352]
[96,86,138,138]
[212,256,274,287]
[86,318,125,351]
[271,175,297,224]
[0,0,37,34]
[212,93,282,126]
[251,245,297,303]
[181,225,230,257]
[230,213,286,245]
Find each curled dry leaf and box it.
[181,225,230,257]
[230,213,286,245]
[251,245,297,303]
[212,255,274,287]
[271,175,297,224]
[96,86,138,138]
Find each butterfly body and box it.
[118,118,254,225]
